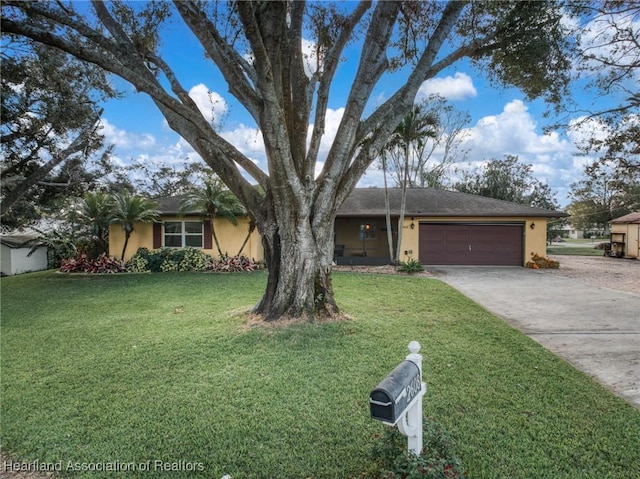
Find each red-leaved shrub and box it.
[60,253,127,274]
[209,255,259,272]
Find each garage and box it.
[419,223,524,266]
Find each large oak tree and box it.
[0,38,118,227]
[2,1,578,321]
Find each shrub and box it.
[126,249,259,273]
[59,254,89,273]
[60,253,127,274]
[179,247,214,271]
[369,419,467,479]
[210,255,258,272]
[146,248,174,272]
[126,254,149,273]
[160,258,178,272]
[128,247,214,272]
[398,258,425,274]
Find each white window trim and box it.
[163,221,204,248]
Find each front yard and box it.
[1,271,639,478]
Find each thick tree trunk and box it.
[253,215,338,322]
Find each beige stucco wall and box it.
[109,222,154,261]
[108,217,263,262]
[398,216,549,267]
[110,215,551,266]
[611,223,640,258]
[213,217,263,260]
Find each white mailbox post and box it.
[369,341,426,455]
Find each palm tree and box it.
[79,191,112,257]
[383,105,438,262]
[179,177,244,258]
[110,191,159,260]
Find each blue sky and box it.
[96,7,628,208]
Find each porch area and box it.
[333,217,397,266]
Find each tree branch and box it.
[3,2,273,217]
[306,1,371,173]
[0,126,54,180]
[285,0,310,176]
[173,1,262,123]
[0,114,100,217]
[336,1,468,203]
[235,1,305,210]
[358,1,469,146]
[317,1,399,191]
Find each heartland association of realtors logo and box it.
[2,459,205,473]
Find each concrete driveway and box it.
[430,266,640,408]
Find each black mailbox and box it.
[370,360,422,424]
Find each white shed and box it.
[0,235,49,276]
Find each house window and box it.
[164,221,203,248]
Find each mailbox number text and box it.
[396,374,421,406]
[406,375,421,403]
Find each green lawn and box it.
[547,239,606,256]
[1,271,639,478]
[547,246,604,256]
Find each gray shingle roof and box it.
[154,188,567,218]
[154,195,192,215]
[337,188,567,218]
[0,234,38,248]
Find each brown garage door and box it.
[419,223,524,265]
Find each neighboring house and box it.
[108,188,567,267]
[559,224,584,239]
[609,212,640,259]
[0,234,48,276]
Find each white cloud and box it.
[98,118,156,151]
[101,85,597,208]
[301,38,319,79]
[315,107,345,157]
[461,100,571,158]
[214,107,345,179]
[98,117,203,172]
[451,100,589,205]
[188,83,228,126]
[221,125,265,157]
[357,167,387,189]
[417,72,477,101]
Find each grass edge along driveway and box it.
[1,271,639,478]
